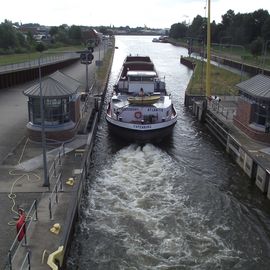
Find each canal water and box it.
[67,36,270,270]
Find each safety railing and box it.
[47,143,65,184]
[0,53,79,74]
[208,99,236,120]
[80,82,96,119]
[19,251,31,270]
[60,109,100,259]
[49,172,63,220]
[6,200,38,270]
[47,142,66,220]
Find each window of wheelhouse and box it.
[28,97,70,125]
[129,76,154,82]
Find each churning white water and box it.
[67,36,270,270]
[74,144,242,269]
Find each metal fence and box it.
[47,143,66,219]
[49,173,63,220]
[19,252,31,270]
[6,200,38,270]
[0,53,79,74]
[6,143,66,269]
[208,98,237,120]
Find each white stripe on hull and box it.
[106,114,177,131]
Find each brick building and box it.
[233,74,270,143]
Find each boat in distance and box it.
[106,55,177,142]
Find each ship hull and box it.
[106,114,177,143]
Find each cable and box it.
[7,138,40,226]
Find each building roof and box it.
[236,74,270,100]
[23,70,81,98]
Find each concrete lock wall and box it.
[244,154,253,178]
[237,148,245,169]
[256,166,267,192]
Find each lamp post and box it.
[38,55,49,188]
[85,53,89,92]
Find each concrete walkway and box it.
[0,43,109,269]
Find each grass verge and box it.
[185,57,245,96]
[0,45,84,65]
[95,48,113,84]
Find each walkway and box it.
[0,43,110,269]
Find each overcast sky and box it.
[1,0,269,28]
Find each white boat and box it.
[106,55,177,142]
[152,38,160,42]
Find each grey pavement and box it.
[0,43,109,269]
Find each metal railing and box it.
[60,111,100,261]
[19,252,31,270]
[6,143,65,269]
[47,143,66,219]
[0,53,79,74]
[49,172,63,220]
[6,200,38,270]
[208,100,236,120]
[80,82,96,119]
[47,143,65,183]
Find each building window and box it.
[254,104,267,126]
[29,97,70,125]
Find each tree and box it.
[252,9,269,37]
[36,42,46,52]
[221,9,235,29]
[54,25,69,44]
[68,25,82,43]
[187,15,207,39]
[49,26,58,37]
[262,17,270,41]
[169,23,188,39]
[0,20,17,49]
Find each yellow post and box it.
[206,0,211,97]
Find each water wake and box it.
[69,144,243,269]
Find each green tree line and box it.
[0,20,85,54]
[169,9,270,56]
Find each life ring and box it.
[134,111,142,119]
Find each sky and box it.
[1,0,269,28]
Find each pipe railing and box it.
[19,251,31,270]
[6,200,38,270]
[0,52,79,73]
[47,144,65,182]
[49,172,63,220]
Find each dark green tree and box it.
[252,9,269,37]
[49,26,58,37]
[68,25,82,43]
[36,42,46,52]
[0,20,17,50]
[169,22,188,39]
[187,15,206,39]
[262,17,270,41]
